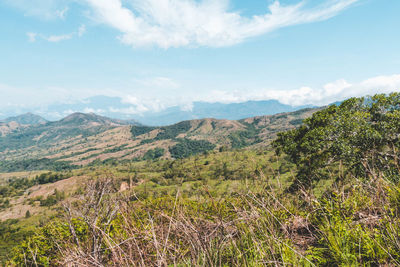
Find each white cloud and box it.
[83,108,105,114]
[27,25,86,43]
[84,0,358,48]
[45,33,74,42]
[4,0,71,20]
[2,74,400,116]
[106,74,400,115]
[26,32,37,42]
[78,25,87,37]
[181,102,194,112]
[197,74,400,106]
[121,96,165,113]
[55,7,69,19]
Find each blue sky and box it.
[0,0,399,115]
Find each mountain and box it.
[137,100,314,126]
[0,113,139,161]
[0,107,320,171]
[0,96,315,126]
[0,113,47,137]
[0,113,47,125]
[53,112,138,127]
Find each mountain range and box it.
[0,107,320,172]
[0,96,315,126]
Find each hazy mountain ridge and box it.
[51,112,136,127]
[0,113,47,125]
[0,96,315,126]
[135,100,315,126]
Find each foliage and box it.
[35,172,71,185]
[103,144,128,154]
[143,147,165,160]
[39,189,65,207]
[155,121,192,140]
[274,93,400,186]
[0,158,75,173]
[130,125,155,137]
[169,138,216,159]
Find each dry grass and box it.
[0,176,82,221]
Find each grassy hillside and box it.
[0,149,290,264]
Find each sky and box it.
[0,0,400,116]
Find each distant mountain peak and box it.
[58,112,141,127]
[59,112,123,126]
[1,113,47,125]
[0,96,317,126]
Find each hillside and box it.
[0,113,47,137]
[0,113,47,125]
[0,108,318,171]
[0,94,400,266]
[1,94,400,266]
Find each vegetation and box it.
[142,147,165,160]
[39,189,65,207]
[130,125,155,137]
[0,219,36,263]
[0,158,75,173]
[275,93,400,187]
[229,122,262,148]
[35,172,71,185]
[0,172,71,202]
[1,93,400,266]
[169,138,216,158]
[155,121,192,140]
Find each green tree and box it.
[274,93,400,187]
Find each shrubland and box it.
[1,93,400,266]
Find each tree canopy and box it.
[274,93,400,186]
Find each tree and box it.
[274,93,400,187]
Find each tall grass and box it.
[7,166,400,266]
